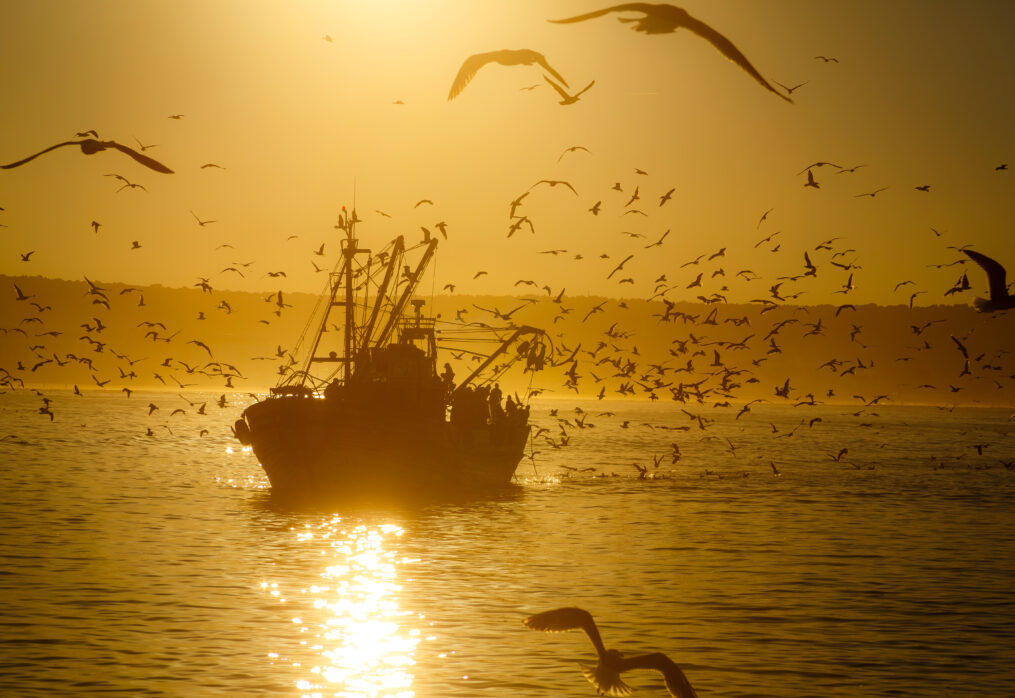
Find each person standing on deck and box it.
[489,383,504,424]
[441,362,455,399]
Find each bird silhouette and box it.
[133,137,158,151]
[854,187,888,198]
[544,75,596,104]
[524,607,697,697]
[531,179,579,195]
[558,145,592,162]
[549,3,791,103]
[448,49,569,100]
[105,173,147,192]
[607,254,635,279]
[2,138,173,173]
[13,283,33,301]
[963,249,1014,311]
[773,79,808,95]
[191,211,216,226]
[644,230,671,249]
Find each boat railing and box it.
[398,317,436,331]
[270,385,315,398]
[271,369,331,397]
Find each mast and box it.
[343,225,356,364]
[306,209,369,381]
[360,236,405,350]
[374,238,438,347]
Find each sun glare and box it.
[267,518,418,697]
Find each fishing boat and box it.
[232,209,549,499]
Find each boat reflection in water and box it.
[263,518,423,697]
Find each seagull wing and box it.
[607,254,634,279]
[543,74,571,99]
[963,249,1008,301]
[679,11,792,103]
[950,335,968,359]
[1,140,80,169]
[548,4,655,26]
[580,662,633,697]
[448,52,499,100]
[106,140,174,173]
[619,652,698,698]
[528,50,569,88]
[523,607,609,657]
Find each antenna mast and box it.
[306,207,369,382]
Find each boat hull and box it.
[240,397,529,499]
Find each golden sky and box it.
[2,0,1013,306]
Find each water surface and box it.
[1,391,1013,696]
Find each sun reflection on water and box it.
[264,519,420,698]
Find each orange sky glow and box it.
[2,1,1013,307]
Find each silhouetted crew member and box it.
[489,383,504,423]
[324,379,341,400]
[476,385,491,425]
[505,395,518,422]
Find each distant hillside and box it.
[2,274,1013,409]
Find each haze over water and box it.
[2,392,1013,697]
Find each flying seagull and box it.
[774,79,808,95]
[558,145,592,162]
[544,75,596,105]
[549,3,792,103]
[524,607,698,697]
[2,138,173,173]
[963,249,1015,311]
[448,49,569,100]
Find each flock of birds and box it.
[1,1,1013,471]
